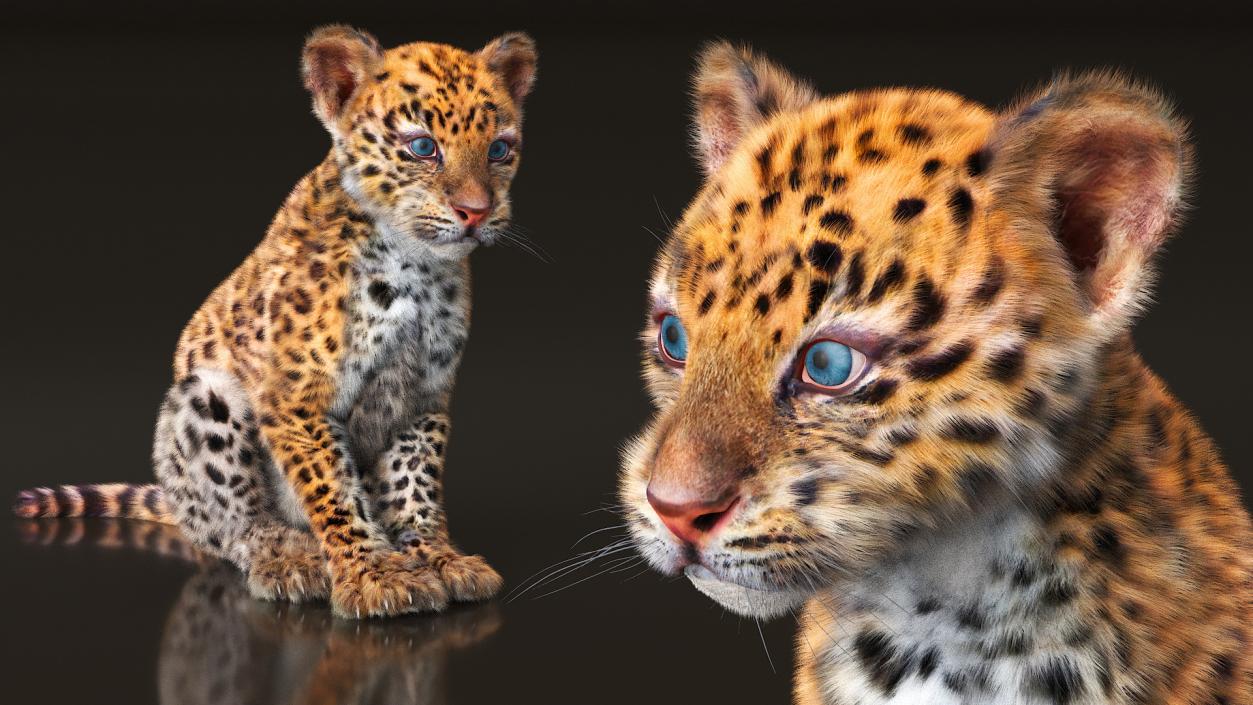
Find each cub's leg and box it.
[259,399,448,619]
[367,413,503,601]
[153,369,330,602]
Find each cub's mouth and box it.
[682,565,810,619]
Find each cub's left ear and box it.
[988,72,1192,335]
[479,32,538,108]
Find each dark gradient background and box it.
[2,2,1250,703]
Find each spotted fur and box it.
[621,43,1251,704]
[14,25,538,619]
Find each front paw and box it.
[330,549,449,619]
[430,552,504,602]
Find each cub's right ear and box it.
[691,42,817,176]
[301,25,383,130]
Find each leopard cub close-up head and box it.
[620,42,1192,619]
[302,25,536,255]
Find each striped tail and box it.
[13,483,175,524]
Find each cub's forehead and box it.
[367,41,518,130]
[659,88,996,308]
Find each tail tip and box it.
[13,489,41,518]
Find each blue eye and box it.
[487,139,511,161]
[800,340,863,391]
[658,315,688,365]
[409,136,438,158]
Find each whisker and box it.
[505,540,623,599]
[754,613,777,674]
[530,554,641,600]
[506,538,634,602]
[570,524,626,549]
[652,195,676,230]
[641,225,665,244]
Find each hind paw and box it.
[246,551,332,603]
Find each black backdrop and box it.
[2,2,1250,703]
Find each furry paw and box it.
[330,549,449,619]
[246,550,332,603]
[430,552,504,602]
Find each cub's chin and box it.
[683,565,811,619]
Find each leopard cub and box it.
[15,25,537,619]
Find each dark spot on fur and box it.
[915,596,942,614]
[818,210,854,235]
[853,630,911,696]
[855,379,898,405]
[917,647,941,678]
[942,418,1001,443]
[1027,657,1086,705]
[760,191,782,216]
[973,258,1004,304]
[806,241,843,275]
[368,281,395,309]
[802,194,824,215]
[774,273,794,301]
[949,187,974,227]
[897,123,932,145]
[867,260,907,303]
[906,277,945,331]
[893,198,927,222]
[698,291,716,315]
[792,478,820,506]
[204,464,226,485]
[207,393,230,423]
[832,253,862,302]
[987,347,1026,382]
[806,280,829,319]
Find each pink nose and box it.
[646,484,740,546]
[451,202,489,227]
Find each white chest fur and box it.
[812,503,1109,705]
[330,228,470,462]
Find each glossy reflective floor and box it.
[6,517,798,704]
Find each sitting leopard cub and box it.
[14,25,537,619]
[621,44,1251,703]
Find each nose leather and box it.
[449,182,491,228]
[646,485,740,546]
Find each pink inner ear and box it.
[311,46,359,114]
[1053,125,1176,278]
[698,94,744,174]
[1055,186,1105,274]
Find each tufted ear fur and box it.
[302,25,383,129]
[691,42,818,176]
[479,32,538,108]
[988,72,1192,335]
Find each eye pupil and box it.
[811,348,830,370]
[665,326,680,345]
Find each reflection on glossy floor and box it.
[18,520,500,705]
[8,515,798,704]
